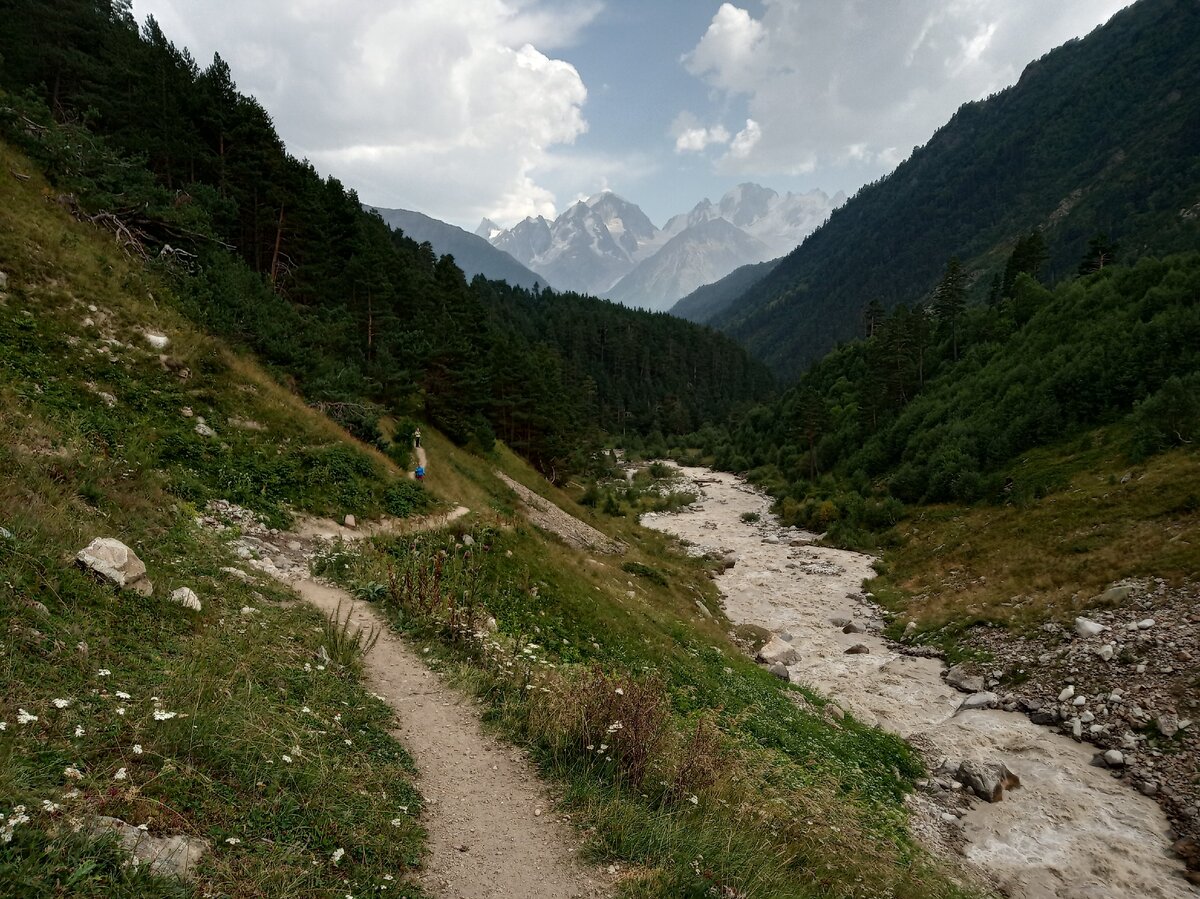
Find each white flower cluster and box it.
[1,806,30,844]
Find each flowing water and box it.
[641,466,1194,899]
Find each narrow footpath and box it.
[293,579,608,899]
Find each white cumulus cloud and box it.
[680,0,1131,179]
[130,0,599,225]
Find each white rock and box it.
[0,526,12,540]
[1058,685,1075,702]
[1074,617,1106,638]
[144,332,170,350]
[1104,750,1125,767]
[957,692,1000,713]
[1137,619,1155,630]
[462,534,475,546]
[76,538,153,596]
[1096,644,1115,661]
[194,418,216,438]
[757,636,799,667]
[1072,695,1087,706]
[0,271,8,290]
[344,514,356,528]
[169,587,202,612]
[87,816,207,880]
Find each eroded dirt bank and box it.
[641,466,1195,899]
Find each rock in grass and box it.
[194,418,216,438]
[143,332,170,350]
[170,587,202,612]
[1158,713,1181,738]
[1074,617,1106,638]
[344,514,356,528]
[957,761,1020,802]
[76,538,153,596]
[767,662,790,681]
[757,636,799,666]
[86,816,208,880]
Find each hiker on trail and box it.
[413,428,421,448]
[415,465,425,481]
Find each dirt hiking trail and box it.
[294,579,608,899]
[642,465,1195,899]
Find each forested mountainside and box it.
[0,0,771,476]
[670,258,780,324]
[685,253,1200,543]
[713,0,1200,380]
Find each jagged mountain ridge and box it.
[370,206,549,291]
[482,184,842,309]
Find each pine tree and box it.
[932,257,967,362]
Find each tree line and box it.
[0,0,772,476]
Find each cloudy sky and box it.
[131,0,1131,230]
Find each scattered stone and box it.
[143,332,170,350]
[169,587,201,612]
[1074,617,1106,638]
[757,636,799,666]
[1072,695,1087,706]
[1139,781,1159,797]
[945,663,986,694]
[221,567,253,582]
[1095,643,1115,662]
[344,514,356,528]
[1094,585,1134,605]
[904,621,918,637]
[829,616,851,628]
[228,417,265,431]
[86,816,208,880]
[75,538,153,596]
[1158,713,1181,739]
[694,599,713,619]
[1058,685,1076,702]
[462,534,475,547]
[180,406,194,418]
[823,703,845,721]
[841,622,864,634]
[194,418,216,438]
[958,692,1000,713]
[1104,749,1125,767]
[1137,618,1156,630]
[844,644,870,655]
[767,662,790,681]
[957,761,1021,802]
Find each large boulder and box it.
[757,635,799,666]
[958,761,1021,802]
[76,538,153,596]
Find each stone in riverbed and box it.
[957,692,1000,713]
[944,663,985,694]
[844,644,870,655]
[767,662,790,681]
[757,636,799,666]
[957,761,1020,802]
[841,622,864,634]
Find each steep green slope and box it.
[715,0,1200,379]
[670,257,780,324]
[0,1,771,477]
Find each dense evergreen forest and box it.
[0,0,771,475]
[713,0,1200,380]
[682,253,1200,544]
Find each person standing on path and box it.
[413,427,421,448]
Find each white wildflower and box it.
[153,711,177,721]
[301,706,312,713]
[225,837,241,845]
[344,739,352,746]
[115,691,131,700]
[281,755,293,764]
[74,726,85,738]
[113,768,127,781]
[97,669,111,677]
[116,707,126,716]
[614,688,624,696]
[64,766,83,780]
[16,709,38,725]
[52,698,71,709]
[606,721,624,734]
[688,795,699,805]
[61,789,81,800]
[132,744,143,755]
[41,800,61,814]
[0,722,7,731]
[390,818,404,827]
[137,823,149,831]
[330,847,345,865]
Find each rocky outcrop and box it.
[87,816,208,879]
[75,538,153,596]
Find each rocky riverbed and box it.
[641,466,1198,899]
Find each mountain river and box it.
[640,465,1194,899]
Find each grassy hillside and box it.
[715,0,1200,379]
[0,141,978,897]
